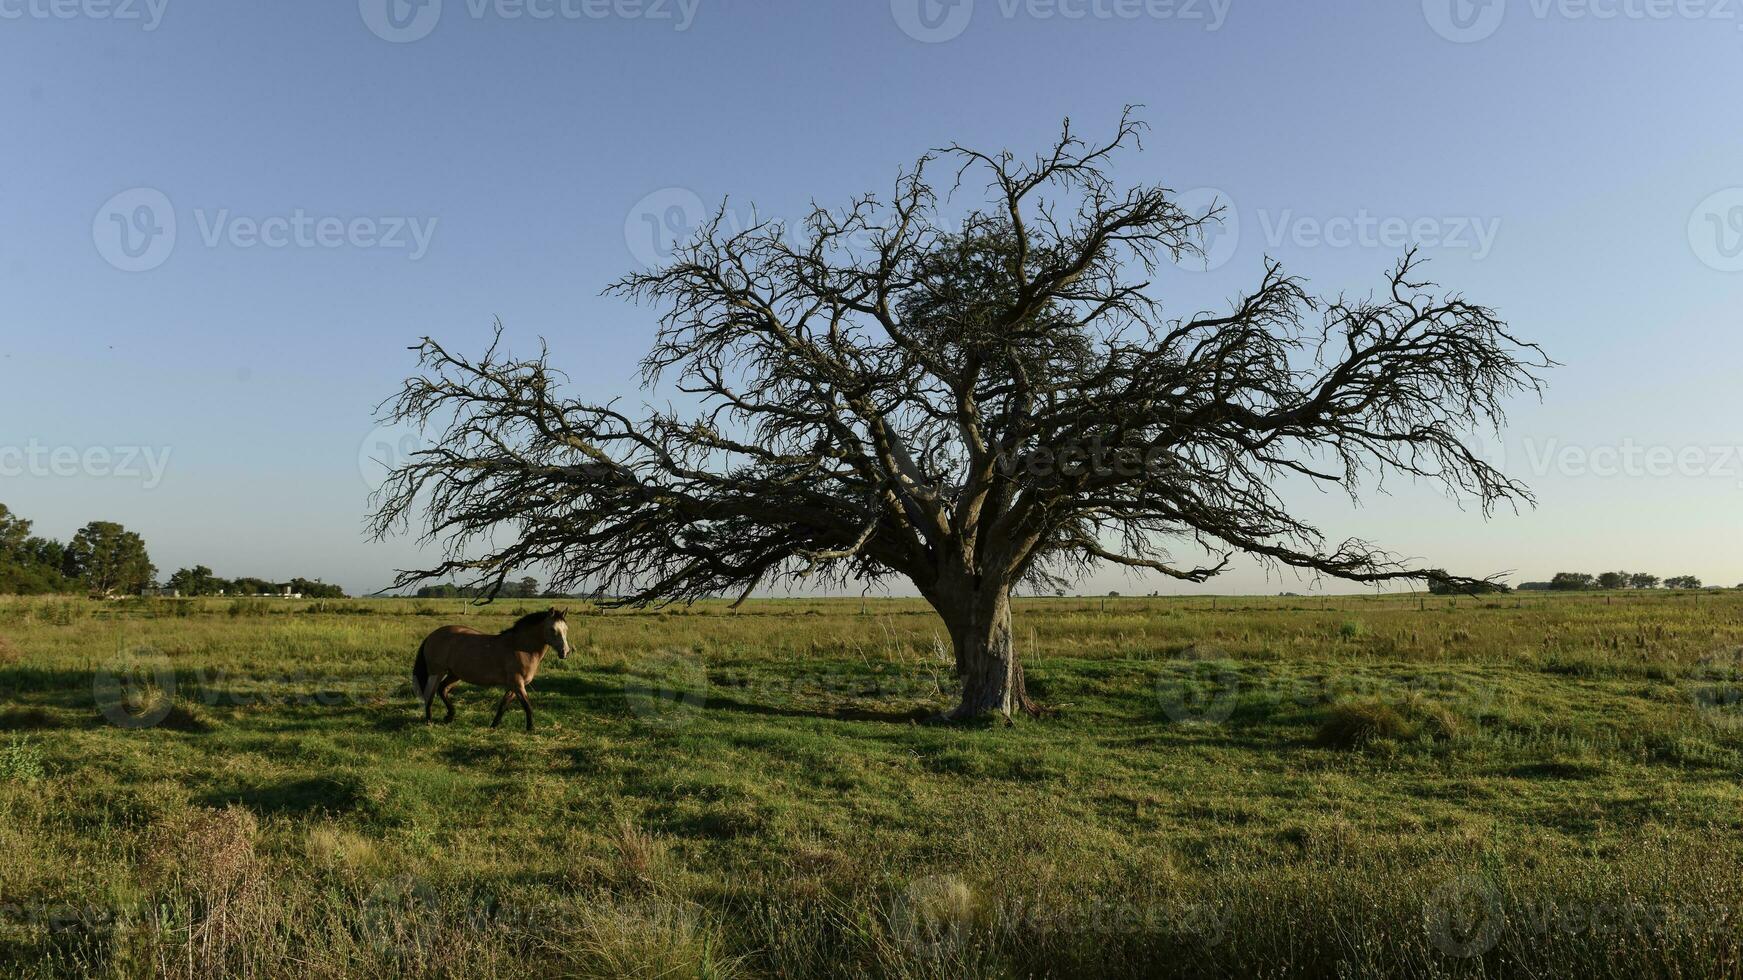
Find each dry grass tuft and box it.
[553,897,744,980]
[1316,701,1412,749]
[612,818,668,890]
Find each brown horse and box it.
[413,608,570,731]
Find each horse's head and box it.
[544,608,569,659]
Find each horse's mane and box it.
[502,609,552,634]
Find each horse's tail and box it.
[413,641,431,701]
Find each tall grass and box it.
[1,590,1742,976]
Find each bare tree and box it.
[369,110,1548,722]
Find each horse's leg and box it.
[421,673,439,722]
[515,678,534,732]
[490,688,514,729]
[438,676,459,723]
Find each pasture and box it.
[3,591,1743,978]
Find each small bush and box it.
[1317,696,1467,749]
[0,734,45,782]
[1337,620,1364,640]
[1316,701,1411,749]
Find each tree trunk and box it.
[939,590,1042,722]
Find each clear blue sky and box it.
[3,0,1740,595]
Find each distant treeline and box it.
[1390,569,1727,596]
[1517,571,1716,592]
[0,501,344,598]
[412,577,546,600]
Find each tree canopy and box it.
[371,111,1548,719]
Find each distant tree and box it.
[414,583,487,599]
[290,577,346,599]
[1596,571,1630,591]
[1516,582,1553,591]
[167,565,223,596]
[1629,573,1660,590]
[64,521,155,595]
[1549,572,1596,591]
[1664,575,1703,590]
[512,576,540,599]
[0,504,30,557]
[0,506,74,595]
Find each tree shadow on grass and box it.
[200,773,372,819]
[696,692,932,725]
[0,707,74,731]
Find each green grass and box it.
[3,590,1743,977]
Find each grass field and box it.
[4,590,1743,978]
